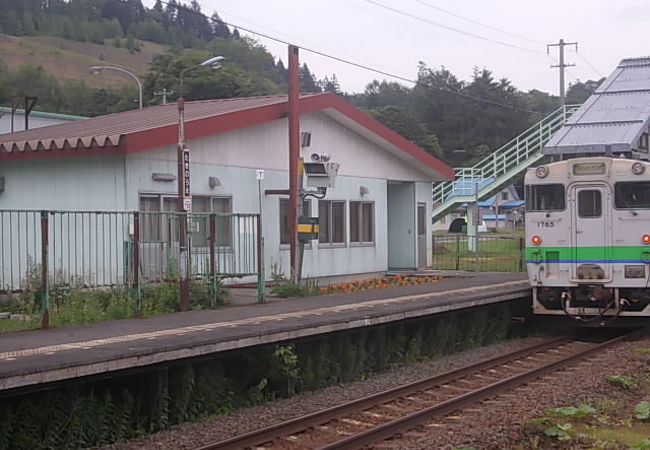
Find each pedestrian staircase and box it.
[432,104,580,222]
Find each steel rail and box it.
[321,332,632,450]
[197,336,570,450]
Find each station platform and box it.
[0,272,529,394]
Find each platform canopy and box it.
[543,57,650,158]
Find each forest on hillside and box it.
[0,0,603,166]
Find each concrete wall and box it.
[0,155,126,210]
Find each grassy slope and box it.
[0,34,167,89]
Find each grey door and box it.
[417,203,427,268]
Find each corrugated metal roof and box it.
[0,95,291,153]
[0,93,454,181]
[543,57,650,156]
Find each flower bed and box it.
[320,274,442,295]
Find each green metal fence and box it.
[0,210,263,327]
[432,233,525,272]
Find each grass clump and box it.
[607,374,637,390]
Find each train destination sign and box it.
[573,162,606,175]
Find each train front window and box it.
[578,190,602,218]
[615,182,650,209]
[526,184,565,211]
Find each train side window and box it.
[615,182,650,208]
[525,184,565,211]
[578,190,602,217]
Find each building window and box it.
[319,200,345,245]
[138,194,231,246]
[350,201,374,244]
[280,198,311,245]
[191,196,232,247]
[139,194,178,242]
[501,192,508,201]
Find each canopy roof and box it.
[543,57,650,156]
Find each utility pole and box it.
[288,44,300,283]
[155,88,174,105]
[547,39,577,104]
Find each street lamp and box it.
[177,55,224,311]
[89,65,143,109]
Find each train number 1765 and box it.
[536,221,555,228]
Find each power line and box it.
[406,0,545,46]
[570,49,604,78]
[361,0,542,55]
[210,9,416,81]
[153,0,546,116]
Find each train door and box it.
[570,184,611,280]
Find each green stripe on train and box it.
[525,246,650,261]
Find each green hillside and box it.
[0,0,602,164]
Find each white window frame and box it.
[349,201,375,246]
[138,193,232,247]
[318,200,346,247]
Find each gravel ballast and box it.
[104,334,650,450]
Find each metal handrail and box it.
[432,104,580,219]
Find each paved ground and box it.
[0,271,529,392]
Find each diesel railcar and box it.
[525,156,650,323]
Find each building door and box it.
[417,203,427,268]
[387,182,416,270]
[570,185,611,280]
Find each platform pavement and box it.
[0,271,530,393]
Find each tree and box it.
[320,74,341,95]
[368,105,443,158]
[210,11,230,39]
[566,78,605,104]
[299,64,320,93]
[102,0,145,34]
[357,80,411,109]
[523,89,559,115]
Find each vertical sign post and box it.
[177,96,190,311]
[182,148,191,211]
[256,169,265,303]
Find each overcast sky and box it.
[143,0,650,96]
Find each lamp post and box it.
[89,65,143,109]
[177,55,224,311]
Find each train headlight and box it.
[632,162,645,175]
[643,234,650,244]
[531,235,542,245]
[535,166,549,178]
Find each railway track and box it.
[198,332,633,450]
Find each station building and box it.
[0,93,453,281]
